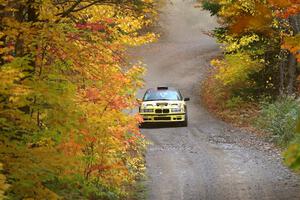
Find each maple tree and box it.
[206,1,278,99]
[0,0,157,199]
[271,0,300,63]
[201,0,300,171]
[203,0,300,96]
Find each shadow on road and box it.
[140,123,184,129]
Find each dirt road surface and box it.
[133,0,300,199]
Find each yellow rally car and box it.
[139,87,190,127]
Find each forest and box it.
[201,0,300,170]
[0,0,157,199]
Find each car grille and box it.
[155,109,170,114]
[156,103,168,106]
[154,117,171,120]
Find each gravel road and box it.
[133,0,300,199]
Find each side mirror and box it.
[184,97,190,101]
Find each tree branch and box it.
[59,0,82,18]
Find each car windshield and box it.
[143,90,182,101]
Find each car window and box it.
[143,90,182,101]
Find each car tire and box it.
[139,123,144,128]
[139,123,151,128]
[182,118,188,127]
[179,113,188,127]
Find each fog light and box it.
[171,108,182,112]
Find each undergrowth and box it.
[201,70,259,128]
[256,97,300,146]
[202,71,300,172]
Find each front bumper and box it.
[140,113,186,122]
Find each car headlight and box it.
[142,108,154,113]
[171,108,182,112]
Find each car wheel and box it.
[182,119,188,127]
[139,123,144,128]
[179,114,188,127]
[139,122,151,128]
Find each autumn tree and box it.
[202,0,300,97]
[0,0,157,199]
[201,0,300,172]
[270,0,300,94]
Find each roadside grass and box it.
[255,97,300,146]
[256,97,300,171]
[201,70,300,172]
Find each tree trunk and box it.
[283,14,300,95]
[287,53,297,95]
[279,51,287,96]
[290,14,300,33]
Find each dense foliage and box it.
[256,97,300,145]
[0,0,157,199]
[256,97,300,170]
[203,0,300,97]
[201,0,300,171]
